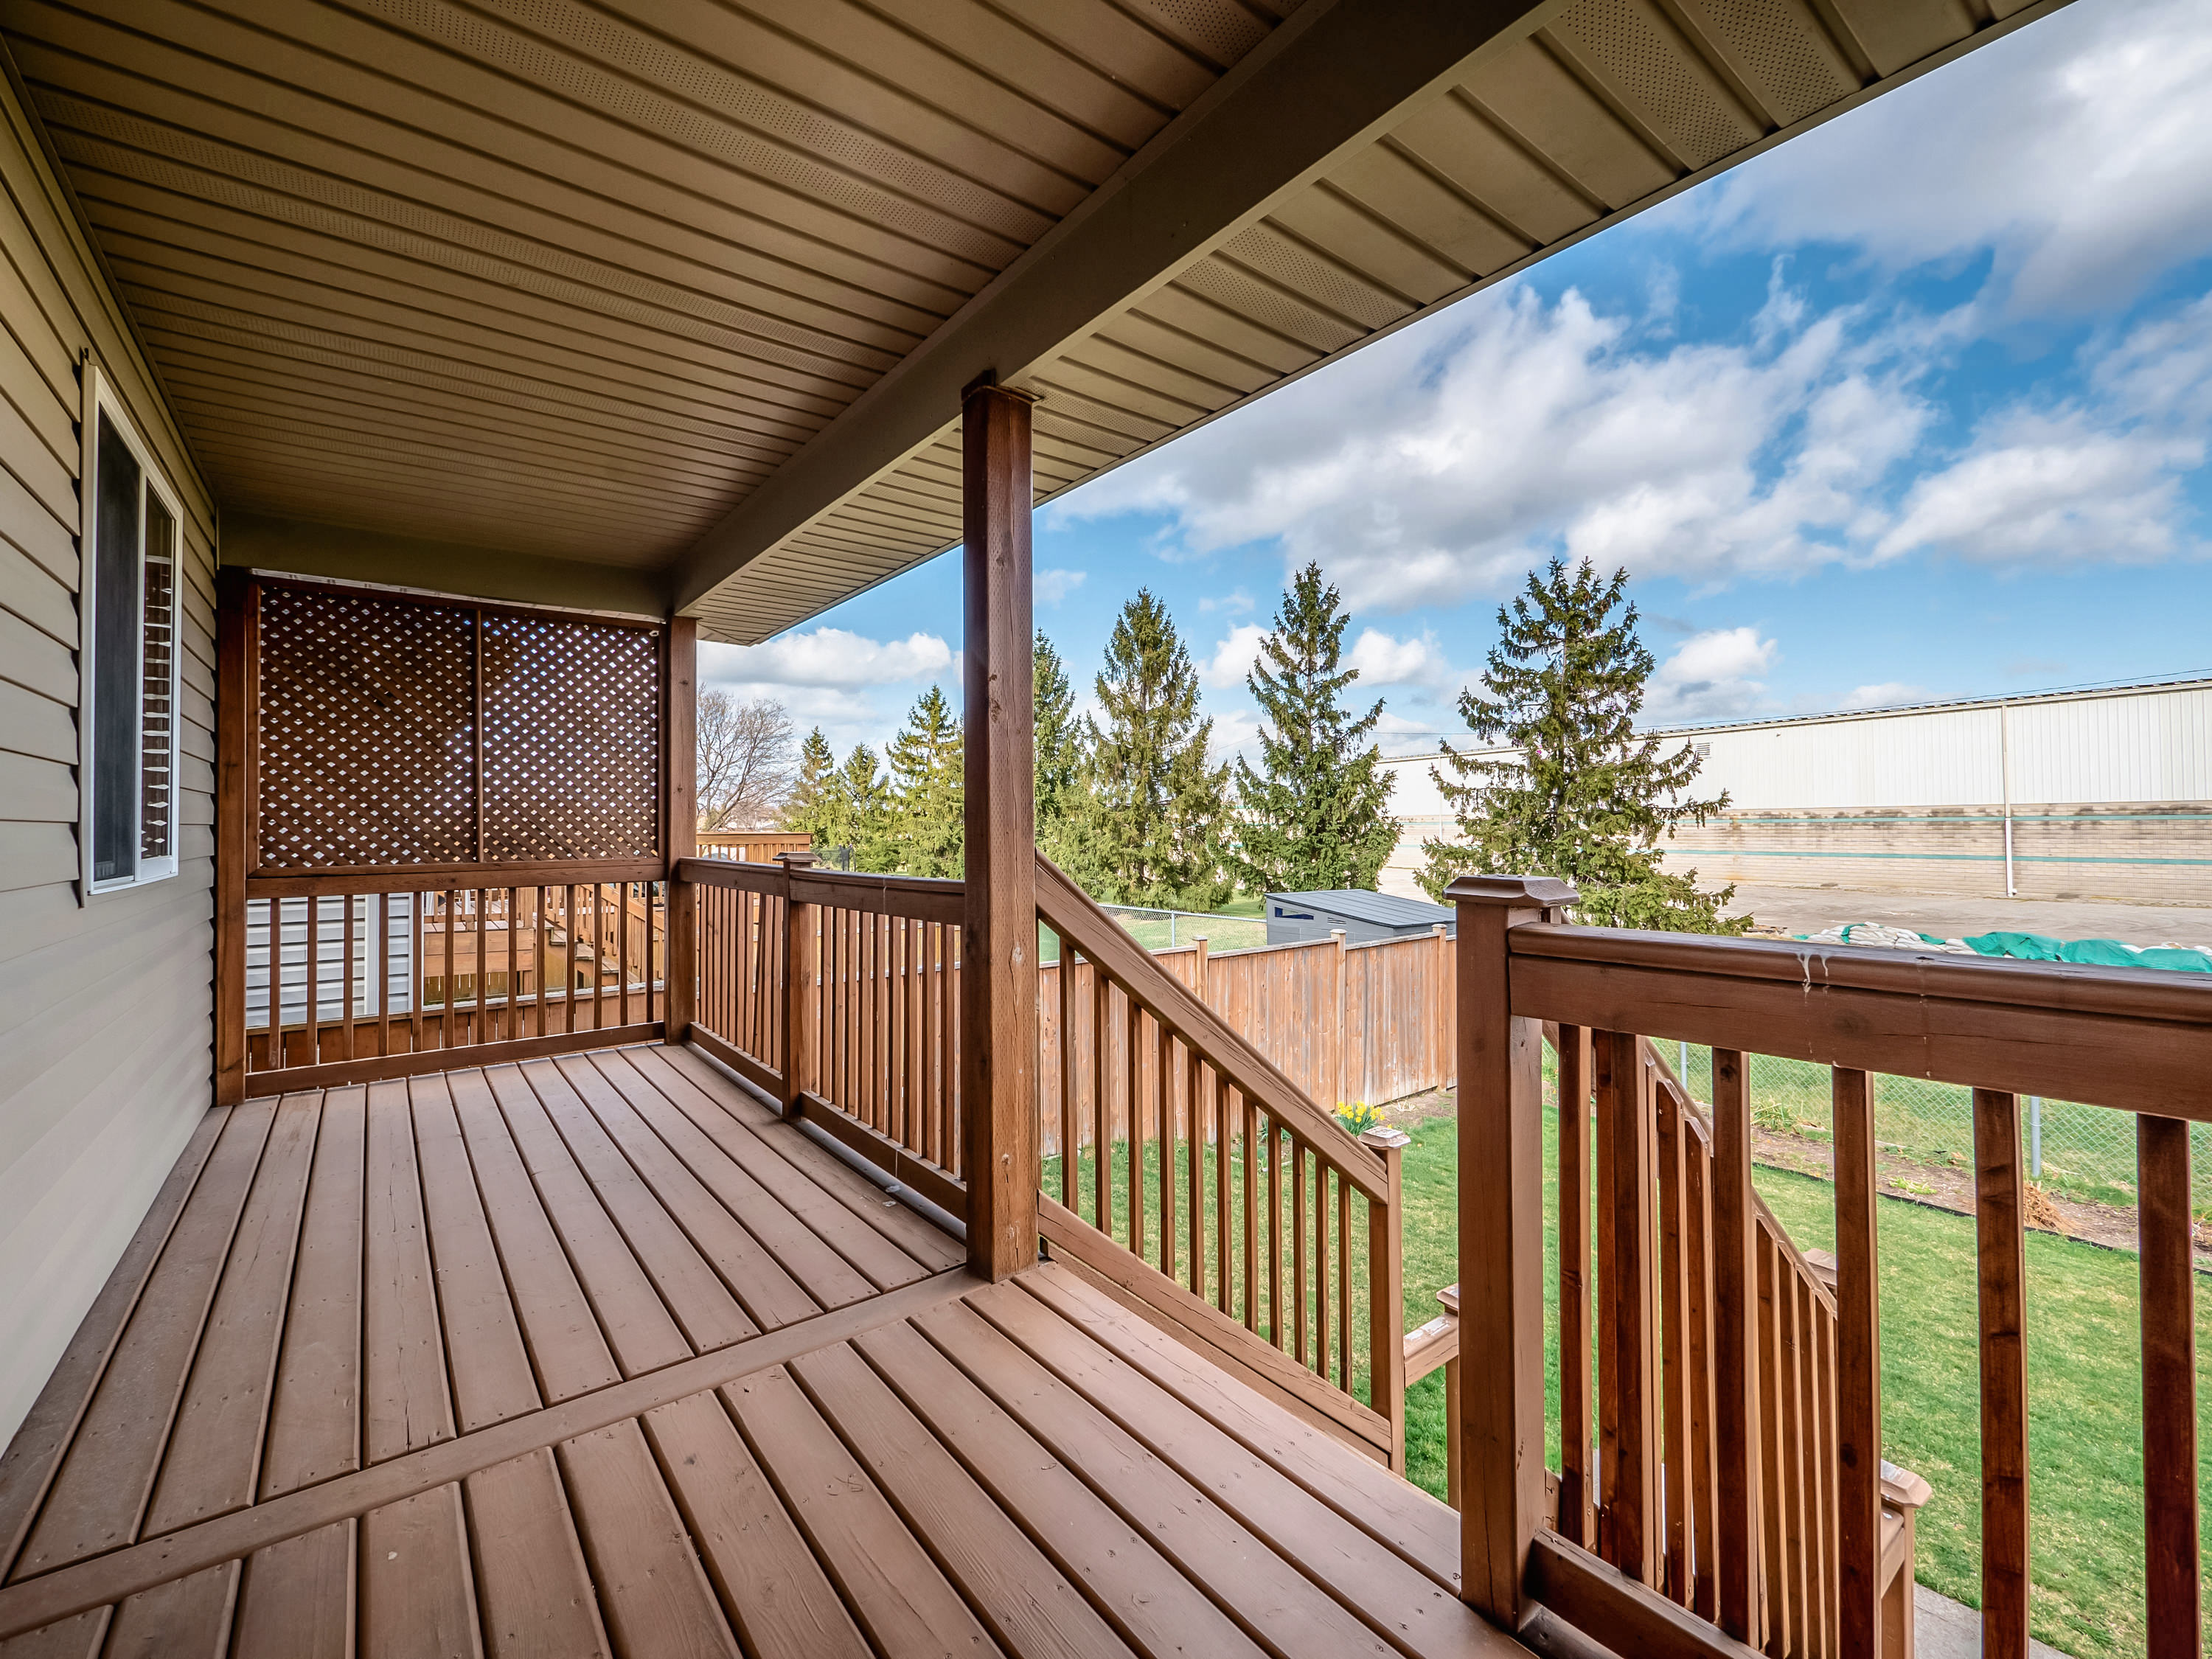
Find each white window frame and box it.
[79,361,184,898]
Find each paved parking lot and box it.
[1721,881,2212,947]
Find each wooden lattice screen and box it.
[251,579,665,873]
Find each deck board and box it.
[0,1043,1529,1659]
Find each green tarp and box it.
[1963,931,2212,973]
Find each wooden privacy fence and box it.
[1077,922,1455,1123]
[1451,874,2208,1659]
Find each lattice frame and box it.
[252,578,664,872]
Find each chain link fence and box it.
[1659,1043,2210,1214]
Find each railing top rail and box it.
[1512,922,2212,1024]
[1036,855,1388,1200]
[247,860,668,897]
[677,855,964,923]
[1510,921,2212,1119]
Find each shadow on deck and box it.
[0,1043,1522,1658]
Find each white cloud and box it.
[1200,625,1268,690]
[1344,628,1461,692]
[1843,682,1927,710]
[1872,409,2202,565]
[1646,627,1776,722]
[1197,589,1254,614]
[1058,282,1933,610]
[1694,0,2212,313]
[701,627,953,690]
[1034,568,1086,606]
[1206,708,1262,765]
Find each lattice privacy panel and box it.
[254,582,662,870]
[481,610,661,860]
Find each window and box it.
[81,367,181,894]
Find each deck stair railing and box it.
[681,850,1411,1470]
[1450,874,2206,1659]
[1033,857,1409,1470]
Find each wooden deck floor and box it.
[0,1043,1522,1659]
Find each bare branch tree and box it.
[696,690,797,829]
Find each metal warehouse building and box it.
[1377,676,2212,905]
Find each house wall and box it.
[0,64,217,1450]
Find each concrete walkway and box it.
[1722,881,2212,947]
[1915,1584,2073,1659]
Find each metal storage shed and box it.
[1265,888,1455,945]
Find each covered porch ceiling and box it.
[2,0,2070,642]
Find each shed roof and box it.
[0,0,2076,637]
[1269,888,1454,929]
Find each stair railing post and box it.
[1363,1123,1412,1472]
[779,850,818,1116]
[1449,873,1578,1628]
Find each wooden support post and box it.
[960,378,1040,1280]
[213,570,255,1106]
[664,617,698,1042]
[1449,873,1576,1626]
[1363,1124,1411,1472]
[2138,1113,2199,1659]
[1711,1048,1761,1644]
[1833,1067,1882,1658]
[781,851,818,1115]
[1973,1090,2030,1659]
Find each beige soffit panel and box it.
[685,0,2075,645]
[0,0,1294,580]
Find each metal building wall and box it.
[1378,681,2212,905]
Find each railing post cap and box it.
[776,849,818,869]
[1442,873,1577,908]
[1359,1125,1411,1152]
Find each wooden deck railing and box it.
[1451,874,2206,1659]
[239,866,669,1090]
[682,851,967,1215]
[1035,857,1408,1469]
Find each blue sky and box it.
[701,0,2212,762]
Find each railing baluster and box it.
[1127,999,1145,1259]
[1314,1149,1329,1375]
[341,894,356,1058]
[1161,1020,1178,1281]
[1712,1049,1759,1642]
[1293,1138,1309,1367]
[1597,1028,1657,1583]
[1267,1112,1283,1349]
[1060,947,1077,1211]
[1757,1228,1790,1657]
[1213,1065,1231,1314]
[1187,1044,1203,1297]
[1559,1024,1596,1551]
[1658,1083,1691,1605]
[305,889,320,1067]
[2138,1112,2199,1659]
[1093,970,1110,1231]
[1832,1065,1881,1659]
[1778,1266,1809,1654]
[1240,1093,1256,1333]
[377,891,392,1060]
[1683,1115,1719,1622]
[1335,1165,1350,1392]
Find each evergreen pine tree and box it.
[822,743,891,872]
[780,727,837,843]
[884,686,964,877]
[1231,563,1398,894]
[1034,630,1085,866]
[1077,591,1234,909]
[1418,557,1745,932]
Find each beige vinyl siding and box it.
[0,52,216,1451]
